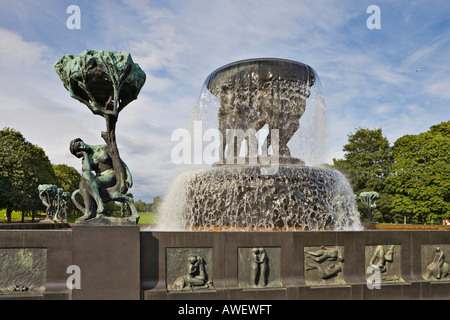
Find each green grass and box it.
[66,211,158,224]
[67,211,158,224]
[0,209,157,224]
[137,212,158,224]
[0,209,45,223]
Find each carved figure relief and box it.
[166,248,214,292]
[365,245,402,283]
[238,247,281,289]
[171,255,213,291]
[369,245,394,272]
[304,246,345,286]
[59,191,70,223]
[0,248,47,295]
[250,248,268,287]
[425,246,449,280]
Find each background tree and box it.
[104,201,121,216]
[388,121,450,224]
[151,196,162,214]
[337,127,392,190]
[332,127,393,222]
[135,199,152,212]
[0,128,57,222]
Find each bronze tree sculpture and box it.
[55,50,146,224]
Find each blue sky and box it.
[0,0,449,202]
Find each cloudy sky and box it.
[0,0,449,203]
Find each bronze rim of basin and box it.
[204,57,317,94]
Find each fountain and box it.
[138,59,449,300]
[158,58,362,231]
[2,55,449,301]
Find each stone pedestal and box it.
[71,226,140,300]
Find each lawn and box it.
[0,209,158,225]
[65,211,158,224]
[0,209,45,223]
[137,212,158,224]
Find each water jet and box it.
[158,58,362,231]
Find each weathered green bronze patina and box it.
[38,184,70,224]
[359,191,379,223]
[55,50,146,225]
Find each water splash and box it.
[290,76,328,166]
[153,59,362,231]
[189,73,327,166]
[152,170,190,231]
[155,165,362,231]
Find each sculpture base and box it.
[75,214,137,226]
[39,218,68,224]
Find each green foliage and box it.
[338,127,393,191]
[332,127,393,222]
[53,164,81,192]
[332,121,450,224]
[0,128,57,221]
[104,201,121,216]
[135,199,152,212]
[0,209,45,222]
[100,198,156,216]
[388,121,450,223]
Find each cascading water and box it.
[155,58,362,231]
[182,166,361,230]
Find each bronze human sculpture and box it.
[70,138,138,223]
[38,184,58,222]
[59,190,70,223]
[55,50,146,224]
[205,58,315,164]
[38,184,70,223]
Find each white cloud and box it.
[426,79,450,100]
[0,29,51,70]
